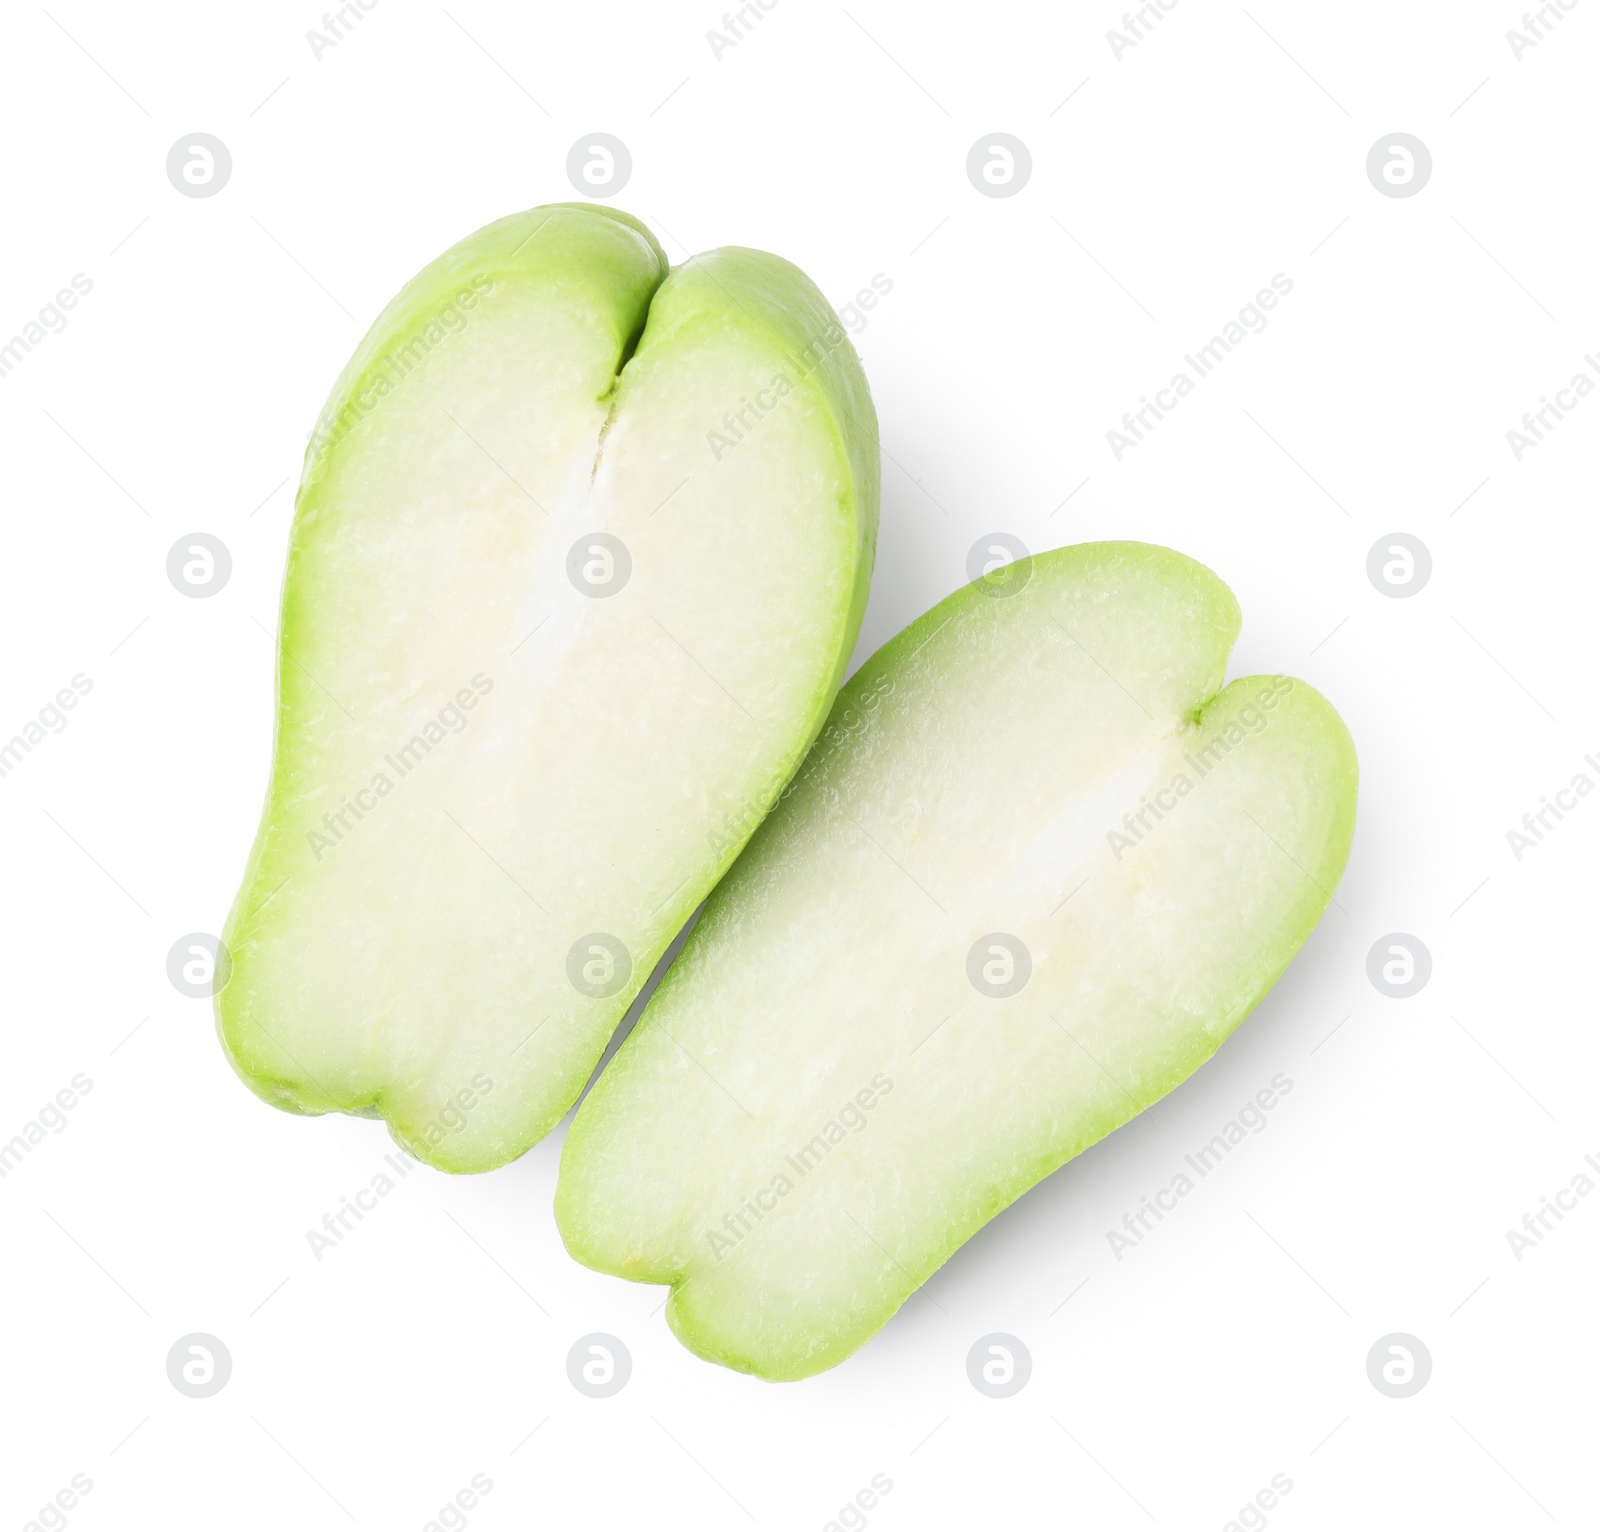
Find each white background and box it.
[1,2,1595,1527]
